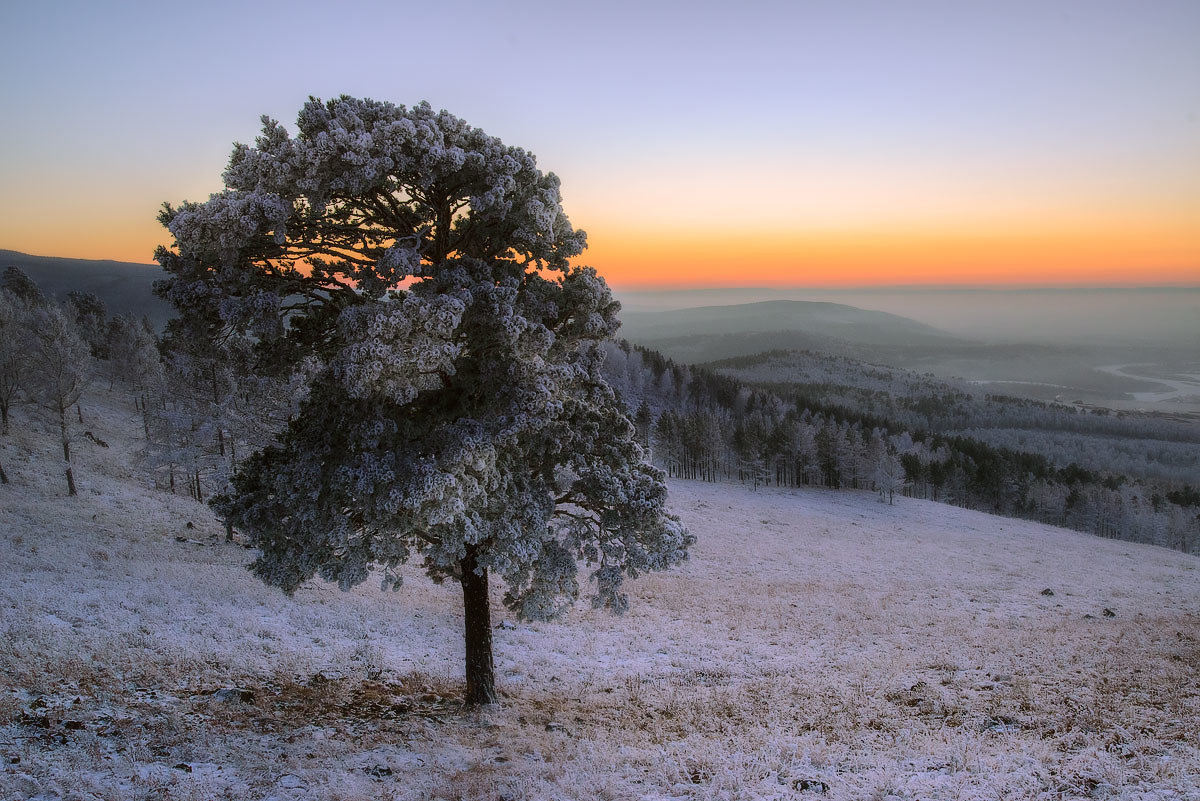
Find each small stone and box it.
[173,763,193,773]
[544,721,566,733]
[213,687,255,704]
[364,765,392,778]
[1040,588,1055,596]
[1102,608,1116,618]
[278,774,305,789]
[792,778,829,793]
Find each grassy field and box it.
[2,388,1198,800]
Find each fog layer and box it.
[614,287,1199,347]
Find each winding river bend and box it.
[1095,363,1200,403]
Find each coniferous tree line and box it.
[715,349,1200,456]
[603,341,1200,554]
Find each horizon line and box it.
[4,247,1197,293]
[609,281,1200,292]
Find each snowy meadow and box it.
[2,386,1198,800]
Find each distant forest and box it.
[601,343,1200,555]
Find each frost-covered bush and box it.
[156,96,692,704]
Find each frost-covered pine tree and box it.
[156,96,691,705]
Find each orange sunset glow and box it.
[4,194,1196,289]
[582,222,1200,288]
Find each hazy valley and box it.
[618,292,1200,418]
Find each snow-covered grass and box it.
[2,387,1199,800]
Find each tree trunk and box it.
[460,545,497,706]
[1,401,8,434]
[59,404,76,497]
[0,458,8,484]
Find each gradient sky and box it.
[1,0,1197,288]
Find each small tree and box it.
[0,291,34,435]
[105,314,163,400]
[157,96,691,705]
[66,291,109,358]
[873,450,908,505]
[634,399,653,452]
[31,306,92,496]
[2,266,46,307]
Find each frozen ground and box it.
[1,388,1199,800]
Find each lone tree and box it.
[156,96,691,705]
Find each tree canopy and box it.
[155,96,691,704]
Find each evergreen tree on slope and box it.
[155,96,691,705]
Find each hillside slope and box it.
[1,389,1198,800]
[1,249,173,327]
[618,300,955,363]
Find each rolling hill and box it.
[618,299,954,362]
[1,249,173,327]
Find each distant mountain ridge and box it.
[618,299,954,362]
[3,252,953,354]
[1,249,173,327]
[621,299,949,338]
